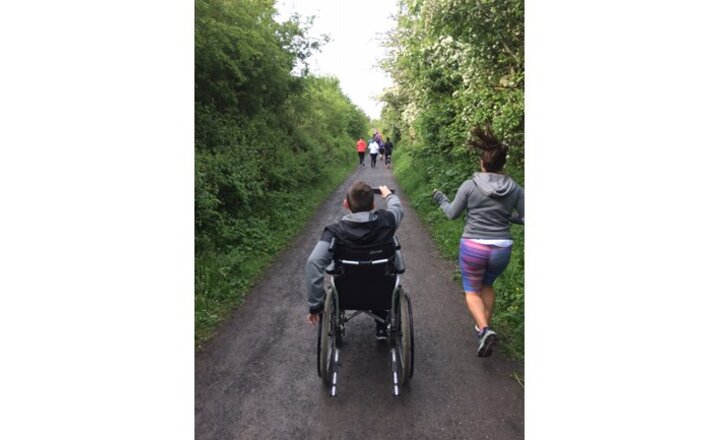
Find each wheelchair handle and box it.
[372,188,395,194]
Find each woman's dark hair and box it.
[468,124,507,173]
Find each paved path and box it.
[195,159,524,439]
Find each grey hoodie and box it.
[433,172,524,240]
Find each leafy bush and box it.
[195,0,368,347]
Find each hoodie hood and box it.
[472,172,517,198]
[325,210,397,247]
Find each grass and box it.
[512,371,525,389]
[194,160,355,349]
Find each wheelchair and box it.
[316,236,414,396]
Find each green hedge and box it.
[195,0,369,347]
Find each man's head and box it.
[344,180,374,212]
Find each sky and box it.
[274,0,397,120]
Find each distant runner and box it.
[374,128,384,161]
[384,137,394,167]
[368,139,380,168]
[356,137,367,167]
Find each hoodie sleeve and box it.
[510,185,525,225]
[384,193,404,227]
[433,181,471,220]
[305,239,332,314]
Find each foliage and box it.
[195,0,369,347]
[380,0,525,359]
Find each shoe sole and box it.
[477,333,497,357]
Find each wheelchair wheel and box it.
[397,289,415,383]
[317,292,337,384]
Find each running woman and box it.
[374,129,384,161]
[356,137,367,167]
[431,125,524,357]
[368,139,380,168]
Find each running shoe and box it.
[476,326,497,357]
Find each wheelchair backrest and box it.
[328,238,400,311]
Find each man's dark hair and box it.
[346,180,374,212]
[468,124,507,173]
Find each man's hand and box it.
[379,185,392,199]
[306,313,321,325]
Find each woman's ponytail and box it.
[467,124,507,172]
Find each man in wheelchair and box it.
[306,181,415,395]
[305,180,403,340]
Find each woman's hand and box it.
[379,185,392,199]
[306,313,321,325]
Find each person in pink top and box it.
[374,129,385,161]
[356,137,367,167]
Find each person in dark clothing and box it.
[384,138,394,166]
[431,125,524,357]
[305,181,403,340]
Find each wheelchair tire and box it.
[317,292,336,384]
[398,289,415,383]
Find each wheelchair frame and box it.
[316,237,415,396]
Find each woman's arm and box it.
[432,181,471,220]
[510,186,524,224]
